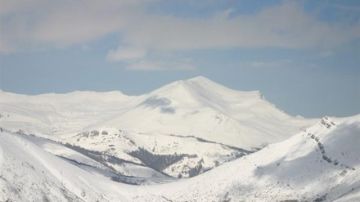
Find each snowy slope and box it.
[0,76,315,179]
[0,90,135,137]
[94,76,314,149]
[0,76,314,149]
[1,115,358,202]
[130,115,360,201]
[0,131,131,202]
[18,132,173,184]
[66,129,249,178]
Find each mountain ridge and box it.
[0,76,315,149]
[1,115,359,201]
[0,76,317,180]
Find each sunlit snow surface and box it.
[0,77,359,201]
[0,77,314,149]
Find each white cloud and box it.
[0,36,13,54]
[329,3,360,12]
[0,0,152,51]
[249,60,292,68]
[1,0,359,62]
[122,1,360,50]
[107,46,196,71]
[126,59,196,71]
[319,51,334,58]
[237,59,320,69]
[107,46,147,61]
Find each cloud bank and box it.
[1,0,359,70]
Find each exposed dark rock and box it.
[129,147,190,171]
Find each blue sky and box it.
[0,0,359,118]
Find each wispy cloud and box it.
[107,46,147,61]
[0,0,150,50]
[125,59,196,71]
[319,51,334,58]
[238,59,320,69]
[249,60,292,68]
[329,3,360,12]
[2,1,359,51]
[122,2,360,51]
[1,0,359,71]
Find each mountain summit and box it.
[149,76,263,108]
[0,76,315,149]
[93,76,312,149]
[1,76,358,201]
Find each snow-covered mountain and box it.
[0,77,314,178]
[2,76,358,201]
[131,115,360,201]
[0,76,313,149]
[1,115,359,201]
[95,76,313,149]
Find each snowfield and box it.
[1,115,359,201]
[0,77,315,179]
[129,115,360,201]
[0,131,127,202]
[0,76,314,149]
[0,76,359,201]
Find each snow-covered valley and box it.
[0,77,359,201]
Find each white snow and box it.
[0,131,129,201]
[0,76,358,201]
[1,115,358,201]
[128,115,360,201]
[0,76,315,149]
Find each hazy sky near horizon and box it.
[0,0,359,118]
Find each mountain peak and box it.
[146,76,267,111]
[149,76,221,97]
[186,76,212,83]
[185,76,225,88]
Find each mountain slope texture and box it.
[0,76,358,201]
